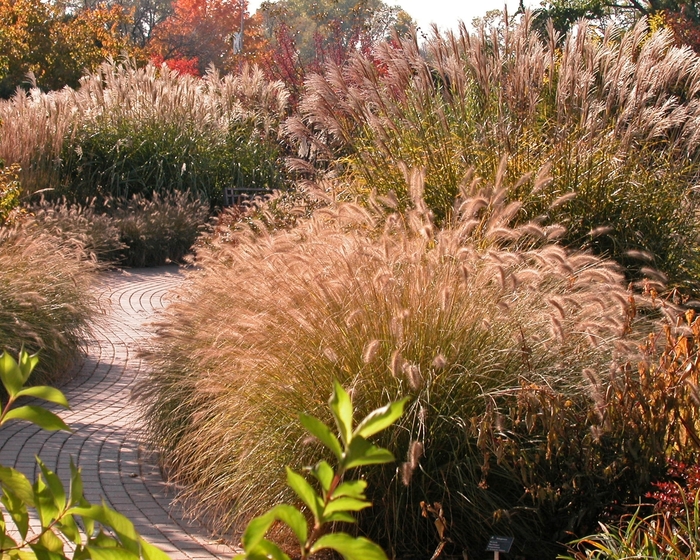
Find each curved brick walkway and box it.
[0,266,233,560]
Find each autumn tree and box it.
[148,0,264,75]
[256,0,413,100]
[0,0,136,97]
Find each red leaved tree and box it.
[148,0,262,75]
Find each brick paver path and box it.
[0,266,234,560]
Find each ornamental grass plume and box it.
[0,61,289,202]
[140,168,664,558]
[285,13,700,289]
[0,217,97,384]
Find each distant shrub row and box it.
[0,62,291,206]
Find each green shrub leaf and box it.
[0,465,34,505]
[15,386,69,409]
[38,459,66,512]
[324,497,372,515]
[59,513,81,544]
[70,504,140,555]
[69,459,83,508]
[331,480,367,500]
[343,437,394,470]
[86,546,140,560]
[240,510,277,550]
[18,350,39,385]
[3,406,70,432]
[34,475,59,527]
[267,504,307,546]
[310,533,388,560]
[244,539,292,560]
[329,380,353,446]
[323,511,356,524]
[353,398,409,440]
[28,544,65,560]
[139,538,171,560]
[38,528,65,553]
[0,532,18,552]
[286,467,322,520]
[2,486,29,539]
[299,414,343,461]
[311,461,334,493]
[0,350,23,397]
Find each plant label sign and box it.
[486,536,514,559]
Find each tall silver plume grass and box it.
[285,13,700,287]
[0,61,289,196]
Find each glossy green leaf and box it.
[38,528,65,554]
[311,461,334,494]
[34,475,59,528]
[38,459,66,512]
[267,504,307,546]
[2,486,29,539]
[324,497,371,516]
[323,511,356,524]
[18,350,39,385]
[331,480,367,500]
[91,531,119,548]
[139,537,171,560]
[240,510,277,550]
[71,504,140,555]
[86,545,140,560]
[244,539,292,560]
[4,407,70,432]
[310,532,388,560]
[58,513,81,544]
[353,398,408,439]
[299,414,343,461]
[286,468,322,520]
[329,380,353,446]
[27,544,64,560]
[0,532,19,551]
[69,459,83,508]
[0,351,23,397]
[74,545,90,560]
[15,386,69,409]
[0,465,34,505]
[343,437,394,470]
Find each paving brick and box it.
[0,266,238,559]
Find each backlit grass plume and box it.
[285,14,700,288]
[141,169,658,558]
[0,61,289,203]
[0,218,97,383]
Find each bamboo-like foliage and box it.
[140,170,671,558]
[285,14,700,288]
[0,61,290,201]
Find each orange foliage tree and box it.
[148,0,264,75]
[0,0,136,97]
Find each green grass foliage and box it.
[141,172,681,559]
[286,16,700,289]
[0,62,290,204]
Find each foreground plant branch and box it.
[235,380,408,560]
[0,349,169,560]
